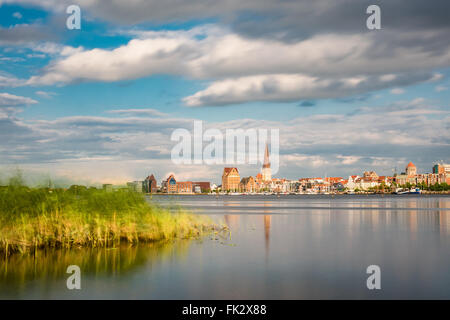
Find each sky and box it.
[0,0,449,186]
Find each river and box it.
[1,194,449,299]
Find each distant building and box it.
[394,173,408,186]
[406,162,417,177]
[377,176,392,187]
[262,143,272,182]
[143,174,157,193]
[393,162,420,186]
[192,182,211,193]
[177,181,193,193]
[127,181,143,193]
[162,174,177,193]
[255,173,265,190]
[433,163,450,175]
[332,181,345,192]
[159,177,211,194]
[359,177,379,190]
[363,171,378,179]
[325,177,344,184]
[240,176,256,192]
[391,161,448,186]
[222,167,240,192]
[268,178,295,193]
[345,175,360,191]
[102,184,113,192]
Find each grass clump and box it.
[0,186,217,257]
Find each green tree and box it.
[8,169,25,187]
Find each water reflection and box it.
[262,202,272,261]
[0,241,192,299]
[264,215,271,261]
[224,214,240,229]
[224,213,271,260]
[1,195,450,299]
[440,211,449,236]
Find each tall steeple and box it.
[262,142,271,182]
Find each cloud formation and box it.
[21,26,450,106]
[0,23,56,45]
[107,109,169,117]
[2,1,449,106]
[6,0,450,36]
[0,92,37,107]
[183,73,433,106]
[1,98,448,183]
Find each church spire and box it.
[263,142,270,168]
[262,142,271,182]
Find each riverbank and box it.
[147,191,450,196]
[0,186,218,257]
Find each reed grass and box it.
[0,185,218,257]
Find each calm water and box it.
[1,195,450,299]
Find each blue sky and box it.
[0,0,449,185]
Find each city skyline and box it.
[2,154,449,188]
[118,160,449,194]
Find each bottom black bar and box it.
[1,300,449,318]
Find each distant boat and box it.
[395,188,421,195]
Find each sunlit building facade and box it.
[222,167,240,192]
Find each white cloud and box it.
[427,73,444,82]
[12,12,23,19]
[19,26,450,105]
[282,154,329,168]
[26,53,46,59]
[35,91,56,98]
[379,74,397,82]
[390,88,405,95]
[27,28,450,84]
[32,42,84,56]
[107,108,168,117]
[0,74,23,87]
[435,85,448,92]
[0,92,37,107]
[184,73,431,106]
[337,155,361,165]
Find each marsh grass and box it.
[0,186,219,257]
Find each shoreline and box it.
[146,192,450,196]
[0,186,220,258]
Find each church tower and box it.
[262,142,271,182]
[406,162,417,176]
